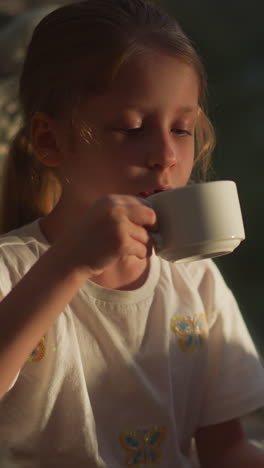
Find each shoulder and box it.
[157,256,234,324]
[182,258,231,302]
[0,219,48,256]
[160,256,228,298]
[0,219,48,294]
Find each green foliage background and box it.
[156,0,264,355]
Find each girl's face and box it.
[60,51,199,208]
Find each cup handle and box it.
[148,230,164,252]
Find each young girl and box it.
[0,1,264,467]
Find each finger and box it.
[130,240,148,260]
[138,199,159,231]
[128,228,154,259]
[128,201,157,228]
[106,194,157,229]
[129,223,150,245]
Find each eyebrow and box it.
[177,105,199,114]
[117,105,199,114]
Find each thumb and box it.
[138,197,159,232]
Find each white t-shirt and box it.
[0,219,264,468]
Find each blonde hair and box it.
[0,0,215,233]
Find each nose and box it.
[145,130,177,169]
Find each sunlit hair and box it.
[0,0,215,233]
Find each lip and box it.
[155,185,173,192]
[138,185,173,198]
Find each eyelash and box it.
[119,128,192,136]
[122,127,142,134]
[172,129,192,136]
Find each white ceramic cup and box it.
[144,180,245,263]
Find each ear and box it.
[30,112,65,167]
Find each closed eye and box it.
[119,127,143,134]
[172,129,192,136]
[114,127,192,137]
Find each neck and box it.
[90,256,150,290]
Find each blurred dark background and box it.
[157,0,264,357]
[0,0,263,356]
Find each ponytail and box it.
[0,127,61,234]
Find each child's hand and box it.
[57,194,157,278]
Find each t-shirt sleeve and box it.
[0,251,14,299]
[197,260,264,427]
[0,249,22,393]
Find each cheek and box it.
[188,142,195,168]
[180,139,195,163]
[178,140,195,182]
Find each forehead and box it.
[114,51,198,103]
[80,51,199,119]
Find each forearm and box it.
[0,242,88,398]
